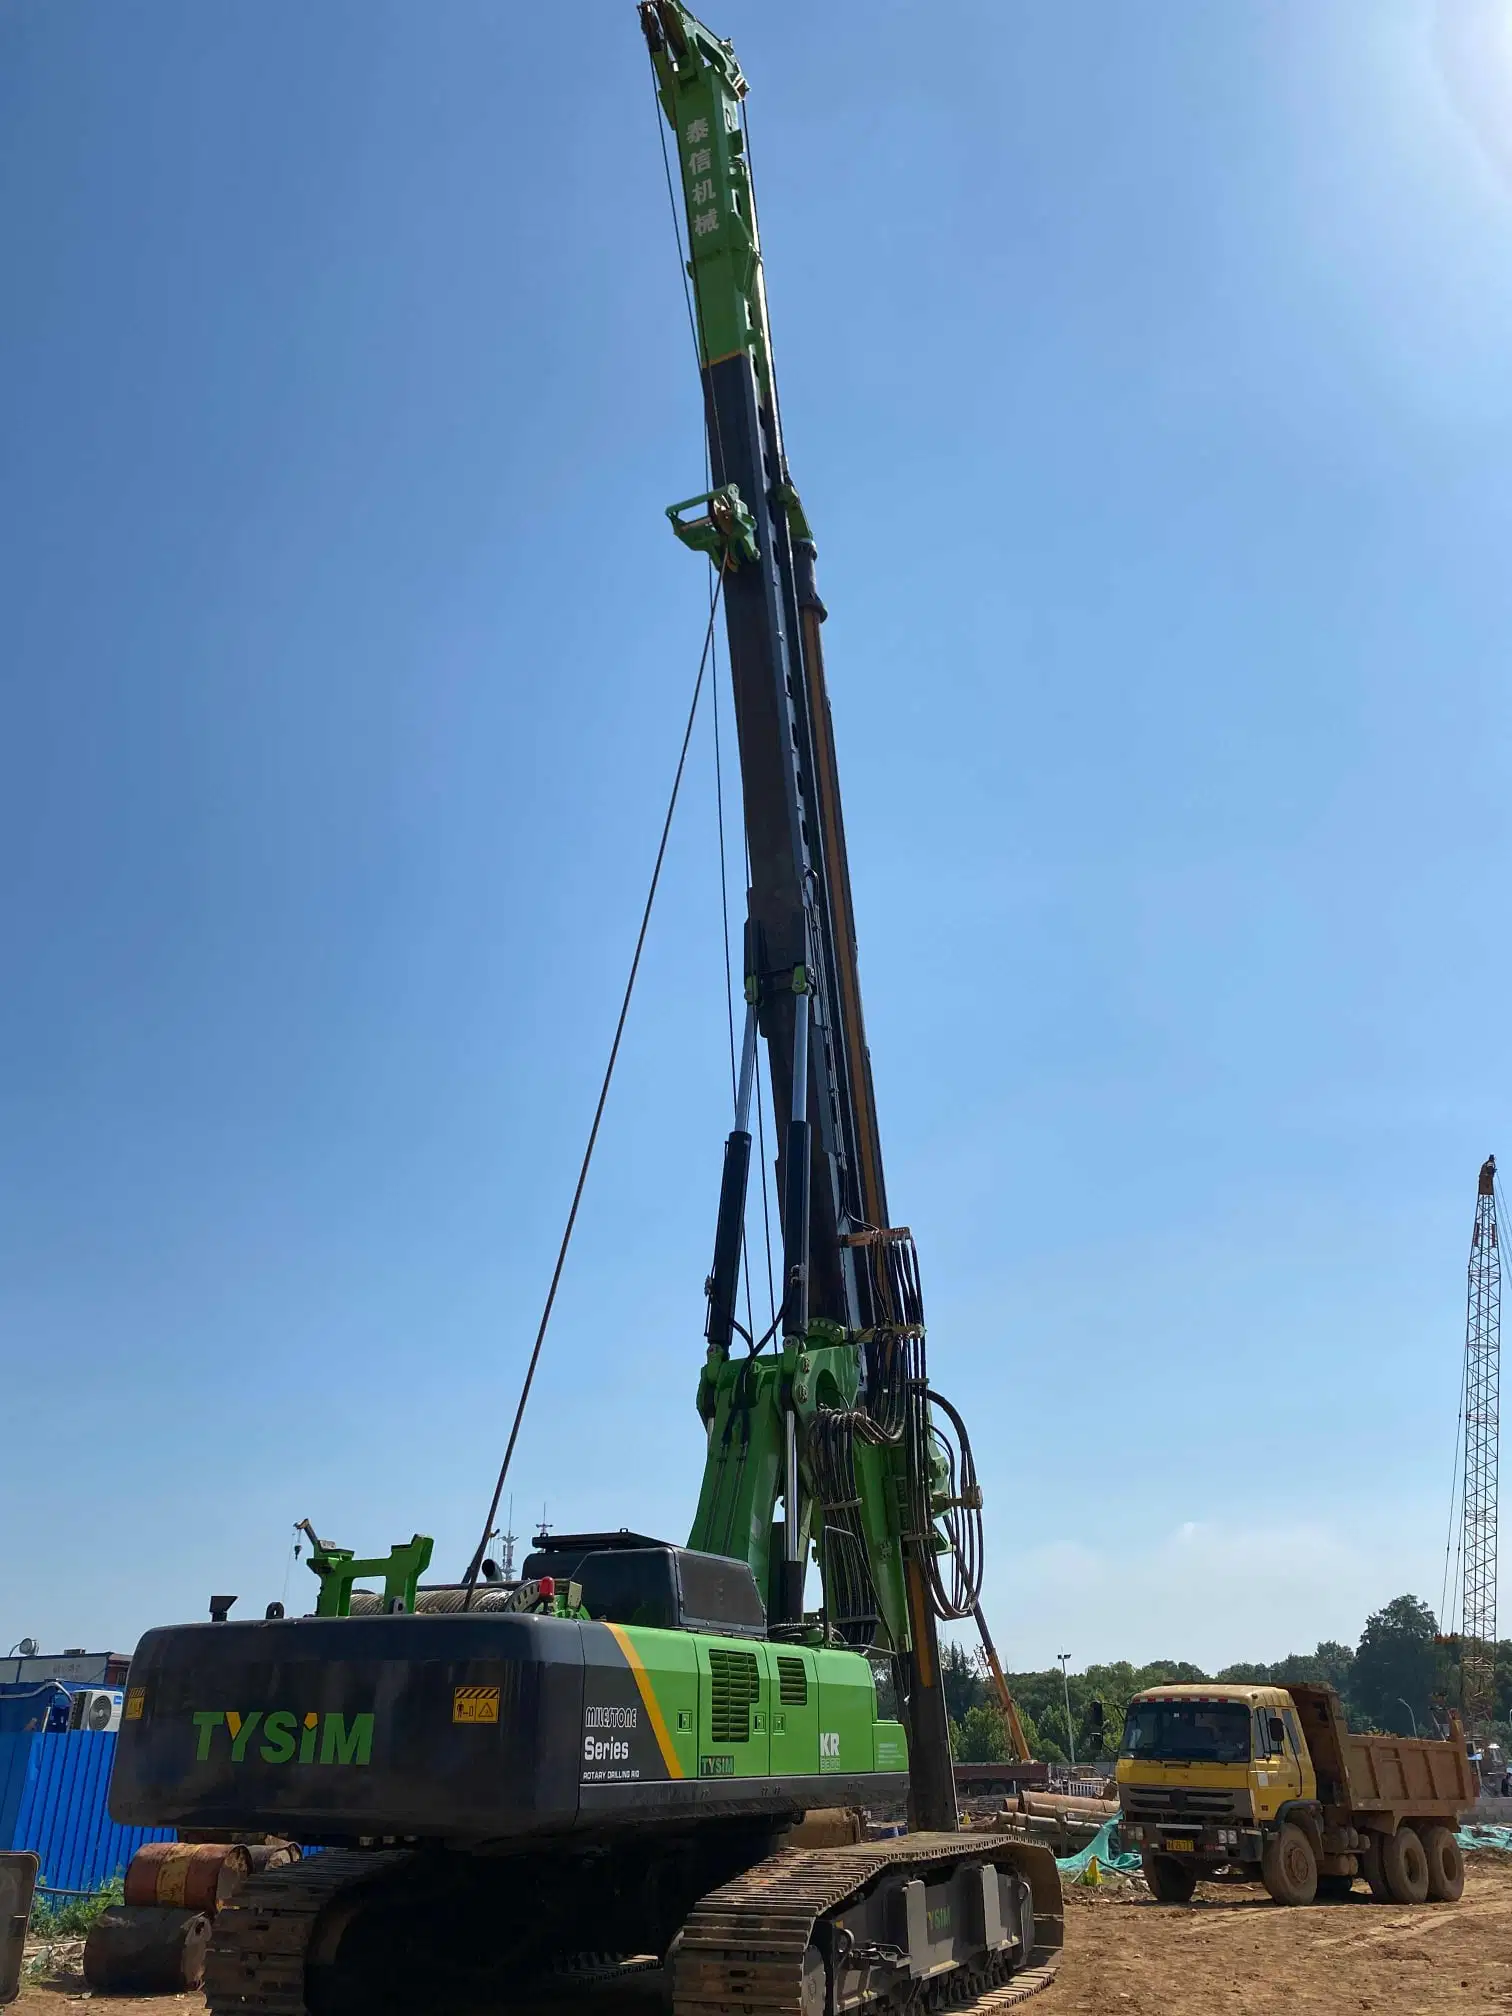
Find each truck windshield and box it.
[1121,1701,1252,1764]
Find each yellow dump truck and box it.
[1115,1681,1473,1906]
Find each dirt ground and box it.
[1042,1853,1512,2015]
[18,1855,1512,2016]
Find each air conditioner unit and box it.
[67,1688,123,1733]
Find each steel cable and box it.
[460,581,726,1601]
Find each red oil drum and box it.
[123,1841,253,1913]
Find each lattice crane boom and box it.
[1461,1154,1501,1734]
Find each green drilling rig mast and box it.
[642,0,966,1833]
[107,10,1060,2014]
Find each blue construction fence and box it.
[0,1732,170,1894]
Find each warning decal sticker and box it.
[453,1685,500,1725]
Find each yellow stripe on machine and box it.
[604,1624,684,1778]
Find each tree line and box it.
[943,1594,1512,1764]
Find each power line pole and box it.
[1462,1155,1501,1736]
[1057,1651,1076,1768]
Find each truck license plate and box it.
[1165,1837,1195,1853]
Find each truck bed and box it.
[1340,1731,1474,1812]
[1288,1684,1474,1818]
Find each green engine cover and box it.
[610,1624,905,1784]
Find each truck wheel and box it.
[1141,1851,1197,1903]
[1360,1833,1392,1901]
[1314,1873,1355,1902]
[1419,1825,1465,1903]
[1260,1823,1317,1906]
[1380,1826,1429,1904]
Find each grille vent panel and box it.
[1123,1786,1237,1818]
[776,1656,808,1707]
[708,1649,761,1743]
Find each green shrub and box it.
[28,1875,123,1937]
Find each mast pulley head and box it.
[666,484,759,571]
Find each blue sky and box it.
[3,1,1509,1673]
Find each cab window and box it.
[1120,1700,1251,1764]
[1254,1709,1282,1756]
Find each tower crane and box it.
[1458,1156,1501,1737]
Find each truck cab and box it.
[1116,1683,1309,1886]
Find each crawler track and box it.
[205,1836,1061,2016]
[673,1833,1062,2016]
[205,1849,413,2016]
